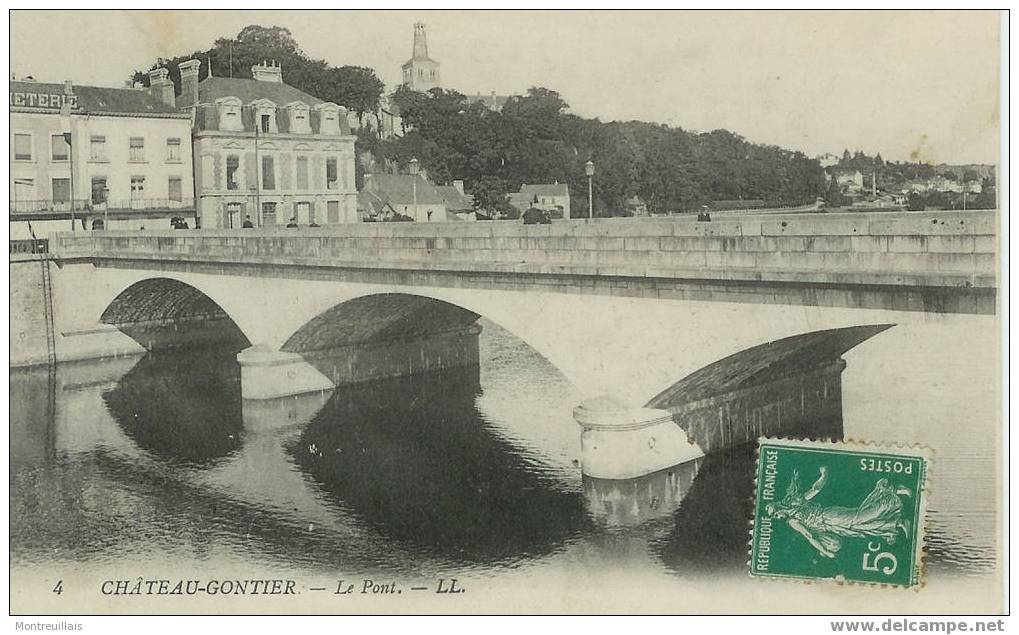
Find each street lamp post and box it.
[409,157,420,222]
[60,104,75,232]
[585,160,595,219]
[102,186,109,230]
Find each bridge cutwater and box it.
[17,210,997,479]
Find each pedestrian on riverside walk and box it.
[242,215,254,228]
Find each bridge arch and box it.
[280,293,481,354]
[99,277,251,352]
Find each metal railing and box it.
[10,198,196,216]
[10,238,48,254]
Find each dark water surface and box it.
[9,319,1000,606]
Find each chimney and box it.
[178,58,201,108]
[251,60,283,83]
[63,80,73,95]
[147,67,174,108]
[452,180,464,195]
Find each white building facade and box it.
[10,76,194,233]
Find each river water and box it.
[9,317,1002,613]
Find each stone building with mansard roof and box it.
[179,58,358,228]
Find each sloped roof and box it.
[363,173,446,206]
[520,183,569,197]
[435,185,475,211]
[507,192,533,211]
[357,190,395,214]
[402,55,439,67]
[10,81,187,118]
[197,77,324,107]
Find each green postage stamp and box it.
[750,439,930,587]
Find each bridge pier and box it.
[236,346,335,401]
[573,395,705,480]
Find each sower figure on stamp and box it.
[766,467,913,559]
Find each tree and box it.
[132,25,383,121]
[235,24,302,53]
[470,176,515,215]
[320,66,384,127]
[825,174,844,207]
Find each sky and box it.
[10,10,1002,165]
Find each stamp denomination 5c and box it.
[750,439,929,587]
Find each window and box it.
[296,201,311,225]
[226,155,240,190]
[262,156,275,190]
[326,157,338,190]
[131,176,146,198]
[91,177,107,204]
[89,136,107,161]
[260,114,271,133]
[14,133,32,160]
[261,202,277,226]
[129,137,145,162]
[13,178,35,204]
[168,177,182,202]
[51,178,70,203]
[51,134,69,161]
[166,138,181,162]
[327,201,340,224]
[226,202,242,228]
[296,156,309,190]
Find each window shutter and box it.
[244,152,257,188]
[212,153,223,191]
[309,201,316,224]
[293,201,299,222]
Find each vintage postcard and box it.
[7,9,1004,617]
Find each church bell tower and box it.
[401,22,440,92]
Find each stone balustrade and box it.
[53,210,998,314]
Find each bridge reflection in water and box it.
[97,338,593,567]
[10,318,993,581]
[290,365,591,564]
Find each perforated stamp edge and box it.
[746,436,932,590]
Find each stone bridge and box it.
[39,210,997,478]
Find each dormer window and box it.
[249,99,278,134]
[314,102,343,135]
[215,96,244,132]
[284,101,311,134]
